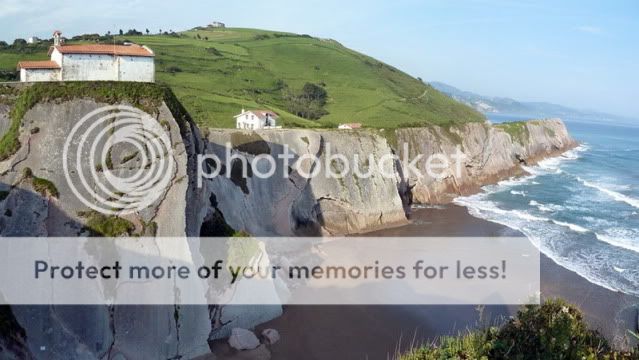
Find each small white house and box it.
[17,31,155,83]
[235,109,280,129]
[27,36,40,44]
[338,123,362,130]
[210,22,226,28]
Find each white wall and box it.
[118,56,155,82]
[21,68,61,82]
[61,53,118,81]
[51,48,63,66]
[60,53,154,82]
[236,113,264,129]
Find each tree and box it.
[204,36,209,41]
[196,34,201,39]
[0,41,8,49]
[284,82,329,120]
[12,39,27,47]
[301,83,328,106]
[119,29,123,35]
[145,28,150,35]
[107,31,111,36]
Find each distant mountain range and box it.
[430,81,633,124]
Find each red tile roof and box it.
[17,60,61,70]
[48,44,154,57]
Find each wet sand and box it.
[257,205,639,360]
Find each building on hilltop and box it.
[209,21,226,28]
[235,109,280,129]
[17,31,155,83]
[338,123,362,129]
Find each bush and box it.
[80,211,135,237]
[401,299,638,360]
[284,82,329,120]
[166,66,183,74]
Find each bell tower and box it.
[53,30,62,46]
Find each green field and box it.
[0,27,485,129]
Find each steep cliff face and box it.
[395,119,577,204]
[0,84,212,359]
[203,129,408,236]
[201,119,575,235]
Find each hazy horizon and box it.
[1,0,637,119]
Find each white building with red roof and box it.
[17,31,155,83]
[234,108,280,129]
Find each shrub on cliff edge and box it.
[400,299,638,360]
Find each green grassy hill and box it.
[0,27,485,129]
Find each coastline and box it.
[256,205,638,359]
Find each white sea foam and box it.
[455,193,639,295]
[512,210,547,222]
[497,175,536,187]
[529,200,563,213]
[510,190,526,197]
[551,220,589,233]
[578,177,639,209]
[613,266,626,273]
[595,233,639,254]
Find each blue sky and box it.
[1,0,637,118]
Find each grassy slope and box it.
[0,27,485,129]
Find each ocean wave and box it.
[613,266,626,273]
[551,220,589,233]
[455,198,635,295]
[529,200,564,213]
[510,190,526,197]
[522,144,587,176]
[595,233,639,254]
[497,175,536,187]
[511,210,548,222]
[578,177,639,209]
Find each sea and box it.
[454,113,639,296]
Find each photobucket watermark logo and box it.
[197,142,466,187]
[63,105,174,215]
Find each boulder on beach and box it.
[228,328,260,351]
[261,329,280,345]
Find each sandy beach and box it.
[256,205,639,360]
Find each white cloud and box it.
[575,25,603,34]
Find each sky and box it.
[0,0,638,118]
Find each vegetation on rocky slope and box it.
[0,81,189,161]
[400,299,638,360]
[0,27,485,129]
[495,121,530,145]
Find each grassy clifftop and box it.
[0,82,191,160]
[0,27,484,129]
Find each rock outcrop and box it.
[202,120,575,235]
[395,119,577,203]
[0,84,213,359]
[203,129,408,236]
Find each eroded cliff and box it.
[202,119,576,235]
